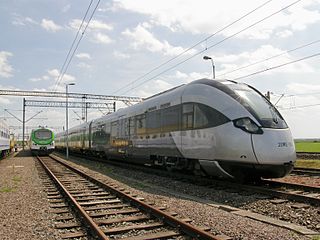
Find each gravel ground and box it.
[0,151,60,240]
[59,154,315,240]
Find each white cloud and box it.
[276,30,293,38]
[91,33,113,44]
[215,45,315,79]
[0,51,14,78]
[113,51,130,59]
[41,19,62,32]
[172,70,209,82]
[30,69,76,91]
[134,79,174,97]
[12,15,38,26]
[89,20,113,31]
[69,19,113,31]
[115,0,320,39]
[130,70,209,97]
[122,24,197,56]
[48,68,75,83]
[76,53,91,60]
[285,83,320,95]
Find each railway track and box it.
[37,154,227,240]
[292,167,320,177]
[53,151,320,208]
[245,179,320,206]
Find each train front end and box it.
[31,128,55,155]
[223,81,296,179]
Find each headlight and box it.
[233,117,263,134]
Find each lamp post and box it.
[203,55,215,79]
[66,83,75,159]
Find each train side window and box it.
[162,105,180,132]
[194,104,208,128]
[146,111,161,134]
[194,103,230,128]
[129,117,136,136]
[182,103,194,130]
[111,121,118,137]
[136,114,146,134]
[119,118,127,137]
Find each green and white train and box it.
[29,127,55,155]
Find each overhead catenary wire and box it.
[53,0,94,91]
[112,0,273,94]
[234,52,320,80]
[120,0,303,94]
[54,0,101,91]
[217,39,320,78]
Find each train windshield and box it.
[229,84,287,129]
[35,129,52,139]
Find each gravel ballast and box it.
[0,151,59,240]
[1,150,317,240]
[58,153,316,240]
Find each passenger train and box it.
[29,127,55,155]
[0,120,11,158]
[55,79,296,180]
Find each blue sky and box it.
[0,0,320,139]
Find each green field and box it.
[295,141,320,152]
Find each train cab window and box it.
[182,103,194,130]
[35,129,52,139]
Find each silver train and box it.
[56,79,296,180]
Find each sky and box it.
[0,0,320,139]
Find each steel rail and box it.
[243,182,320,206]
[260,179,320,193]
[49,154,222,240]
[37,156,109,240]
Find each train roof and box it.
[30,127,54,133]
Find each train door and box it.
[88,121,93,149]
[80,126,85,149]
[180,101,194,157]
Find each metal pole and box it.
[22,98,25,150]
[203,56,215,79]
[85,102,88,122]
[211,59,215,79]
[66,85,69,159]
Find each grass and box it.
[0,186,14,193]
[295,141,320,152]
[12,176,22,183]
[295,159,320,169]
[312,236,320,240]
